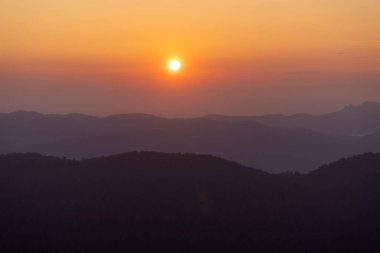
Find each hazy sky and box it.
[1,0,379,116]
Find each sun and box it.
[168,59,181,72]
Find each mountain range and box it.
[1,102,380,172]
[1,152,380,253]
[207,101,380,136]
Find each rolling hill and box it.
[0,152,380,252]
[0,111,380,172]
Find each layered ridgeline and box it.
[207,101,380,136]
[1,108,380,172]
[0,152,380,253]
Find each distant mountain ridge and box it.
[1,152,380,252]
[1,107,380,172]
[206,101,380,136]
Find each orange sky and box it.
[1,0,380,116]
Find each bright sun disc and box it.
[168,59,181,72]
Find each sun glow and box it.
[168,59,181,72]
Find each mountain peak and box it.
[341,101,380,112]
[5,111,44,120]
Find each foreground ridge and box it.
[0,152,380,252]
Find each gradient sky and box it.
[1,0,380,116]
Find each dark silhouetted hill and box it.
[207,101,380,136]
[1,110,380,172]
[0,152,380,252]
